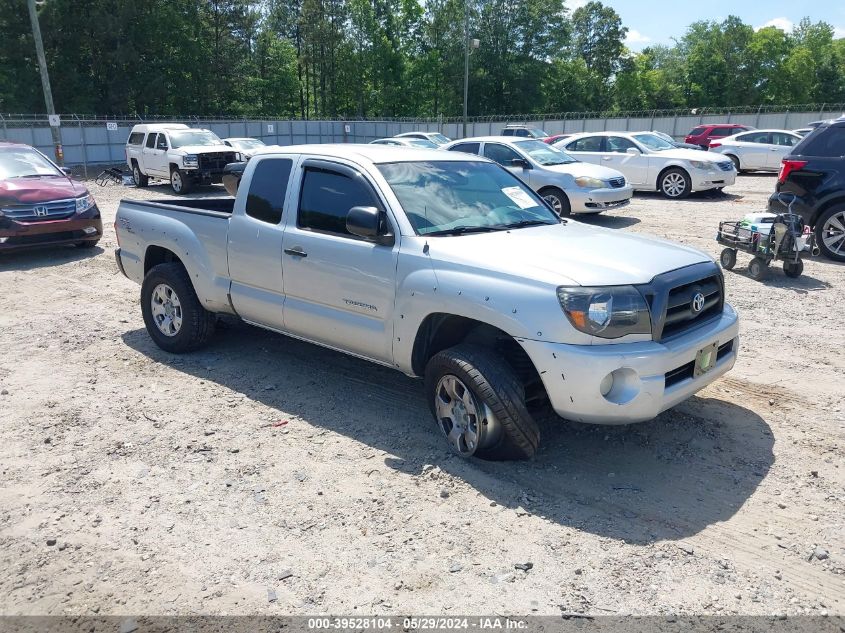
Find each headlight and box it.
[574,176,606,189]
[183,154,199,167]
[557,286,651,339]
[75,194,95,213]
[688,160,713,170]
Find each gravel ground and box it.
[0,173,843,617]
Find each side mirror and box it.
[347,206,390,242]
[626,147,641,156]
[222,161,247,197]
[510,158,531,169]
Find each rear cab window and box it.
[127,132,144,145]
[246,158,293,224]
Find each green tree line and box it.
[1,0,843,118]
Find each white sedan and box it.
[556,131,736,199]
[707,129,802,172]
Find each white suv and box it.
[125,124,237,194]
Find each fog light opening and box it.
[600,368,641,405]
[599,372,614,396]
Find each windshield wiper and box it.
[499,219,557,229]
[425,225,503,236]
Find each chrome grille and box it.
[716,161,734,172]
[608,177,626,188]
[1,198,77,222]
[198,152,237,172]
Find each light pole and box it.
[462,3,479,138]
[26,0,62,165]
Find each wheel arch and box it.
[812,196,845,227]
[655,163,690,192]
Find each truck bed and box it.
[121,197,235,217]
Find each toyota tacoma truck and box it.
[115,145,739,460]
[125,124,237,194]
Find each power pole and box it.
[462,0,469,138]
[27,0,63,165]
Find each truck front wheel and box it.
[132,162,149,187]
[141,263,215,352]
[424,344,540,460]
[170,168,193,195]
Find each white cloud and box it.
[835,26,845,39]
[568,0,588,12]
[755,17,794,32]
[625,29,651,45]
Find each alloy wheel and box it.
[662,172,686,198]
[433,374,499,457]
[150,283,183,337]
[821,211,845,256]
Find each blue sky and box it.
[572,0,845,51]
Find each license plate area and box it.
[694,341,719,377]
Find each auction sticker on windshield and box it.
[501,186,536,209]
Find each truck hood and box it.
[171,144,235,155]
[426,222,711,286]
[0,175,88,205]
[544,161,624,180]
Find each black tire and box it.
[140,262,215,353]
[719,248,737,270]
[814,205,845,262]
[75,240,100,249]
[424,344,540,461]
[748,256,769,281]
[783,260,804,278]
[132,162,149,187]
[727,154,743,173]
[540,187,571,217]
[170,168,193,195]
[658,167,692,199]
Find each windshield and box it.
[514,140,577,165]
[229,139,265,150]
[0,147,63,178]
[377,161,559,236]
[169,130,223,148]
[651,131,674,143]
[409,139,439,148]
[430,134,451,145]
[632,133,675,151]
[528,128,549,138]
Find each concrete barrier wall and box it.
[0,110,834,171]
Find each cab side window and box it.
[448,142,481,155]
[483,143,522,166]
[606,136,636,153]
[156,135,169,150]
[145,133,158,149]
[568,136,603,152]
[298,167,380,237]
[772,132,798,147]
[245,158,293,225]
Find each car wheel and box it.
[719,248,737,270]
[783,260,803,278]
[659,168,692,199]
[748,256,769,281]
[540,187,571,217]
[424,344,540,461]
[727,155,743,173]
[170,168,193,195]
[132,163,149,187]
[814,206,845,262]
[140,262,216,353]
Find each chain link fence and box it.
[2,104,842,174]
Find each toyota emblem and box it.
[34,206,49,216]
[691,292,706,314]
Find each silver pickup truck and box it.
[115,145,739,460]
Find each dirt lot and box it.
[0,173,843,617]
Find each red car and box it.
[0,142,102,252]
[543,134,572,145]
[685,124,754,149]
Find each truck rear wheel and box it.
[424,344,540,461]
[170,168,193,195]
[132,163,149,187]
[141,263,215,353]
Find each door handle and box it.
[284,247,307,258]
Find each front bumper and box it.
[520,305,739,424]
[568,185,634,213]
[0,207,102,252]
[690,167,736,191]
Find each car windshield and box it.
[430,134,451,144]
[0,147,62,178]
[229,139,264,150]
[377,160,560,236]
[409,139,439,148]
[514,140,577,165]
[632,133,675,151]
[527,128,548,138]
[651,131,675,143]
[169,130,222,148]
